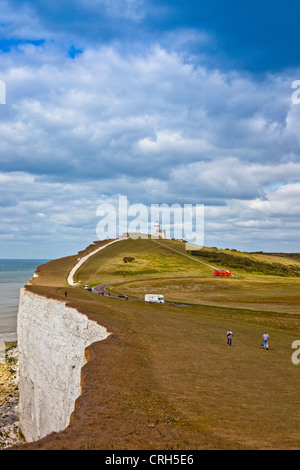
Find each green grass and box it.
[189,247,300,277]
[30,240,111,287]
[74,238,300,315]
[73,238,212,285]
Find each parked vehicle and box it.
[213,270,232,277]
[144,294,165,303]
[84,285,92,291]
[118,294,128,299]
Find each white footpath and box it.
[67,237,128,286]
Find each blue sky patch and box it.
[68,45,83,59]
[0,39,45,53]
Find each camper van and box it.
[144,294,165,304]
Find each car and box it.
[118,294,128,299]
[97,291,104,295]
[84,285,92,291]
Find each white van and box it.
[144,294,165,304]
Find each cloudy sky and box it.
[1,0,300,258]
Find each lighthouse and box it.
[153,221,166,239]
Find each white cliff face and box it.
[17,287,110,443]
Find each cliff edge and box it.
[17,287,109,442]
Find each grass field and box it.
[20,238,300,450]
[109,276,300,315]
[73,238,213,284]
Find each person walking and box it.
[262,332,269,350]
[226,328,233,346]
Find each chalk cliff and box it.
[17,287,109,442]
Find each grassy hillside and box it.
[29,240,111,287]
[73,238,213,285]
[109,276,300,315]
[75,238,300,315]
[189,247,300,277]
[19,238,300,450]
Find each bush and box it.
[123,257,135,263]
[189,249,300,277]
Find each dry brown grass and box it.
[29,240,111,287]
[14,282,300,450]
[109,276,300,315]
[12,239,300,450]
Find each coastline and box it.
[0,342,23,449]
[5,239,300,450]
[0,259,50,344]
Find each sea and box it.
[0,260,50,342]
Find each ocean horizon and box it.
[0,259,50,342]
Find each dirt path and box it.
[92,276,193,307]
[74,237,224,302]
[67,237,129,286]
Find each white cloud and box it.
[1,42,300,255]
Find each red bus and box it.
[214,270,232,277]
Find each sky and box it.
[1,0,300,258]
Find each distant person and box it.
[262,332,269,350]
[226,329,233,346]
[65,291,67,298]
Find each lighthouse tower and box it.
[154,221,160,236]
[153,221,166,238]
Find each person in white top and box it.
[263,332,270,350]
[227,329,233,346]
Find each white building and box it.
[153,221,166,239]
